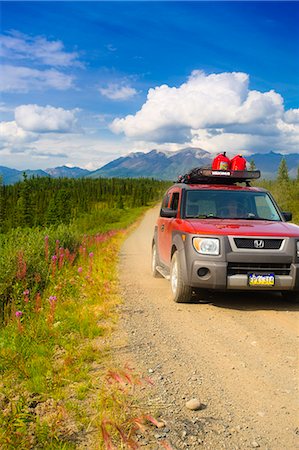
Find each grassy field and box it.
[0,205,166,449]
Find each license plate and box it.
[248,273,275,287]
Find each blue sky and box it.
[1,1,299,170]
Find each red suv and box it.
[152,168,299,303]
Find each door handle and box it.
[161,224,165,232]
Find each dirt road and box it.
[119,207,299,449]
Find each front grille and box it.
[234,238,283,250]
[227,262,291,276]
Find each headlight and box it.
[193,237,220,255]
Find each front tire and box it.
[170,251,192,303]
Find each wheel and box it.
[281,291,299,303]
[151,243,162,278]
[170,251,192,303]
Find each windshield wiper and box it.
[244,216,277,221]
[187,214,224,219]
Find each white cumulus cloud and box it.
[15,104,78,133]
[110,71,299,153]
[284,108,299,124]
[111,71,285,141]
[99,83,137,100]
[0,121,37,146]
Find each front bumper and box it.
[181,233,299,292]
[189,260,299,291]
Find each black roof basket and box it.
[177,167,260,186]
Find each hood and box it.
[185,219,299,237]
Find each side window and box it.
[254,195,280,220]
[170,192,180,211]
[162,193,170,208]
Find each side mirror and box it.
[282,211,292,222]
[160,208,177,218]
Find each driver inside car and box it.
[219,199,246,218]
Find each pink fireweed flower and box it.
[35,292,42,313]
[65,248,70,261]
[15,311,23,332]
[69,252,76,265]
[58,248,64,270]
[88,252,94,275]
[51,255,57,278]
[23,289,30,303]
[55,239,60,256]
[78,267,83,273]
[48,296,57,326]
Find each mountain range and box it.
[1,148,298,185]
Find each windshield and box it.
[185,190,281,221]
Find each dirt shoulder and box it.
[118,207,299,450]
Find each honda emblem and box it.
[254,239,265,249]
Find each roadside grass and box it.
[0,205,164,449]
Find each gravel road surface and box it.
[119,207,299,450]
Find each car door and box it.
[157,189,181,265]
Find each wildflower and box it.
[48,296,57,326]
[69,252,76,265]
[51,255,57,278]
[65,248,70,261]
[78,267,83,273]
[58,248,64,270]
[88,252,94,275]
[23,289,30,303]
[55,239,60,256]
[35,292,42,313]
[15,311,23,332]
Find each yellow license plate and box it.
[248,273,275,287]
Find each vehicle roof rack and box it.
[177,167,261,186]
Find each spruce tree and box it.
[277,158,289,183]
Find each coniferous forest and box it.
[0,176,170,319]
[0,175,169,232]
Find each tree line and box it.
[254,158,299,224]
[0,175,170,233]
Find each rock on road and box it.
[119,207,299,449]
